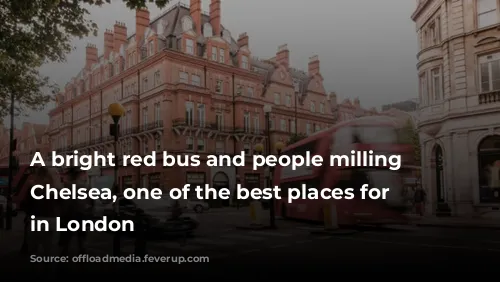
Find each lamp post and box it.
[108,103,125,256]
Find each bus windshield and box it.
[355,126,398,144]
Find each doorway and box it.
[212,172,230,207]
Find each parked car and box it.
[0,195,17,216]
[187,200,209,213]
[93,197,198,236]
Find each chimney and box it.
[209,0,221,36]
[113,21,128,53]
[308,55,320,76]
[85,44,98,69]
[329,92,337,106]
[190,0,202,35]
[276,44,289,68]
[104,29,114,59]
[135,8,150,43]
[237,32,249,48]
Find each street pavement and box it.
[2,209,500,278]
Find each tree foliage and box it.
[287,133,308,146]
[398,118,421,165]
[0,0,170,118]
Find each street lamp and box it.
[108,102,124,256]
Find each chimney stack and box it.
[135,8,150,43]
[237,32,249,48]
[85,43,98,69]
[190,0,202,35]
[104,29,114,59]
[308,55,320,76]
[276,44,289,68]
[209,0,221,36]
[113,21,127,53]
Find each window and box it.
[241,55,248,69]
[253,116,260,134]
[285,95,291,107]
[211,47,217,61]
[143,139,149,155]
[215,80,223,94]
[280,119,287,131]
[142,77,149,92]
[197,139,205,151]
[310,102,316,113]
[290,120,296,133]
[315,124,320,132]
[247,87,254,97]
[192,75,201,86]
[186,39,194,55]
[149,41,154,56]
[419,73,428,105]
[180,72,188,83]
[478,0,498,28]
[243,142,251,155]
[319,103,325,114]
[154,71,161,86]
[185,101,194,126]
[293,79,300,92]
[216,113,224,130]
[186,136,193,151]
[155,136,161,151]
[306,123,311,135]
[431,68,442,100]
[244,113,250,132]
[154,102,161,124]
[274,93,281,105]
[219,48,225,63]
[198,104,206,128]
[126,110,131,130]
[269,119,275,130]
[142,107,148,127]
[216,141,224,154]
[479,53,500,93]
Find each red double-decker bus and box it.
[274,116,414,226]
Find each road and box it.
[2,209,499,278]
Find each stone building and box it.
[412,0,500,215]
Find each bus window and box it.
[356,126,397,144]
[332,126,354,155]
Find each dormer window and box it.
[310,102,316,113]
[236,85,242,95]
[241,55,248,69]
[149,41,154,56]
[320,103,325,114]
[186,39,194,55]
[114,62,119,75]
[211,47,217,61]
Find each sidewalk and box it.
[410,214,500,230]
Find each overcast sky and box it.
[15,0,418,126]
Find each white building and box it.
[412,0,500,216]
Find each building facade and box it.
[0,122,49,166]
[412,0,500,215]
[46,1,339,204]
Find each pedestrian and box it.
[23,167,61,255]
[59,167,92,256]
[413,185,427,216]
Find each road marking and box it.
[250,231,292,237]
[270,244,288,249]
[334,236,500,252]
[241,249,260,254]
[220,234,264,241]
[148,241,202,251]
[189,237,236,246]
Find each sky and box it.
[14,0,419,126]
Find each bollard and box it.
[0,205,4,230]
[323,203,339,231]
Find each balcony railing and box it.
[234,127,265,135]
[121,126,140,136]
[140,120,163,132]
[479,90,500,105]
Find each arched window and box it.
[478,135,500,203]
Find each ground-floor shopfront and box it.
[420,113,500,216]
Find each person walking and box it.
[413,185,427,216]
[25,167,61,271]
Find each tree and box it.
[287,133,308,146]
[399,118,421,165]
[0,0,170,118]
